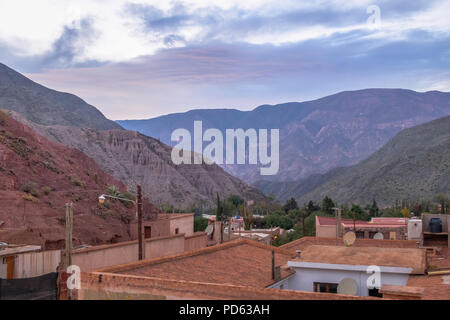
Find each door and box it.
[5,256,15,279]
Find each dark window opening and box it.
[368,288,383,298]
[355,231,365,239]
[144,226,152,239]
[314,282,338,293]
[175,228,179,234]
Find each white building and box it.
[270,245,426,297]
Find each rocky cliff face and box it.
[14,116,265,209]
[0,110,159,248]
[119,89,450,183]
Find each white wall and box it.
[271,266,410,296]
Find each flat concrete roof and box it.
[292,245,426,274]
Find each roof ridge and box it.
[98,238,293,273]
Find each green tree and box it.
[107,185,121,197]
[283,198,299,213]
[194,216,209,232]
[322,196,335,215]
[227,195,245,208]
[240,204,254,230]
[368,200,379,217]
[263,212,294,230]
[216,194,223,221]
[307,200,320,212]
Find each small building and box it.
[270,245,426,297]
[0,244,53,279]
[421,213,449,247]
[315,216,408,240]
[129,213,194,239]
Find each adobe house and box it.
[129,213,195,239]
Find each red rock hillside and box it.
[0,110,159,249]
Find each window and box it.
[369,232,377,239]
[355,231,365,239]
[175,228,179,234]
[144,226,152,239]
[368,288,383,298]
[314,282,338,293]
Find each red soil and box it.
[0,111,159,249]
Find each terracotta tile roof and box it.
[295,245,426,274]
[280,236,419,252]
[98,238,295,288]
[405,249,450,299]
[380,284,425,298]
[407,275,450,299]
[81,272,378,300]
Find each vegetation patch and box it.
[71,176,84,187]
[21,181,40,198]
[22,192,38,202]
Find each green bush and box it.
[0,109,8,125]
[194,216,209,232]
[42,186,52,196]
[71,176,84,187]
[22,181,39,197]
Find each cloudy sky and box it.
[0,0,449,120]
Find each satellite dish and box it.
[343,231,356,246]
[337,278,358,296]
[205,224,214,237]
[373,232,384,240]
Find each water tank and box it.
[429,218,443,233]
[407,219,422,240]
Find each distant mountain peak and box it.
[0,62,122,130]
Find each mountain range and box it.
[256,115,450,207]
[118,89,450,184]
[0,63,264,209]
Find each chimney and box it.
[296,250,301,258]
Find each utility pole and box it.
[333,207,342,246]
[137,185,144,260]
[65,203,73,268]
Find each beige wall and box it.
[129,219,171,240]
[316,225,336,238]
[184,232,207,252]
[145,234,185,259]
[169,214,194,237]
[73,235,185,272]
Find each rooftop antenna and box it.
[337,278,358,296]
[343,231,356,247]
[373,232,384,240]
